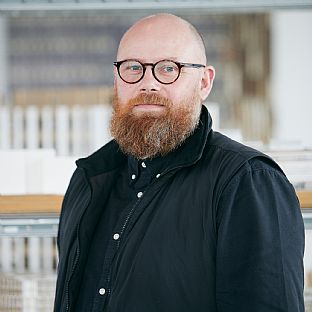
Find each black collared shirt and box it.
[75,127,201,312]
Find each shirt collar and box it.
[127,105,212,182]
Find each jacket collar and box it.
[76,105,212,178]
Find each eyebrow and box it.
[127,57,179,63]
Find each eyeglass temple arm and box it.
[180,63,206,68]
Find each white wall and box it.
[271,10,312,148]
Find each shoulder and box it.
[201,130,286,192]
[218,154,296,210]
[207,130,285,173]
[215,144,300,231]
[207,130,269,162]
[76,139,126,177]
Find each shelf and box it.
[0,192,311,236]
[0,195,63,215]
[0,192,312,215]
[297,191,312,208]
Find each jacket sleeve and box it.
[57,168,80,254]
[215,158,305,312]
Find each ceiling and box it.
[0,0,312,15]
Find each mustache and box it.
[127,93,173,108]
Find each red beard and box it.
[110,91,201,159]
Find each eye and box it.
[120,61,143,74]
[162,66,175,73]
[156,61,179,76]
[128,64,142,72]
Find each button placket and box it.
[93,170,153,310]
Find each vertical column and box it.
[88,104,112,153]
[0,16,9,104]
[271,11,312,148]
[14,237,26,273]
[41,106,54,149]
[42,237,53,273]
[0,237,13,272]
[28,237,41,273]
[12,106,24,149]
[25,105,39,149]
[71,105,86,156]
[55,105,70,156]
[0,16,10,149]
[0,105,11,149]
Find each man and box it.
[54,14,304,312]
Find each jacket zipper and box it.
[118,202,138,244]
[117,165,187,246]
[65,225,81,312]
[64,168,90,312]
[106,198,140,297]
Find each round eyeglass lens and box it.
[154,61,180,83]
[119,60,144,83]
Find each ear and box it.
[199,65,215,101]
[113,66,118,83]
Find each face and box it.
[114,16,214,115]
[111,15,215,159]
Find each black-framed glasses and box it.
[113,59,206,85]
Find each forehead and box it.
[117,19,197,62]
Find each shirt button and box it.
[99,288,106,295]
[137,192,143,198]
[113,233,120,240]
[141,162,146,168]
[131,174,136,180]
[156,174,160,178]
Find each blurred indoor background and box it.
[0,1,312,311]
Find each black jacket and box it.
[54,106,304,312]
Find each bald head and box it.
[117,14,207,64]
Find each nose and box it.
[139,66,160,93]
